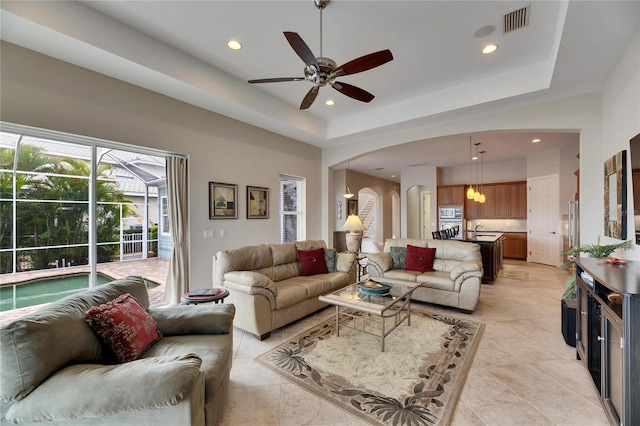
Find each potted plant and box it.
[560,236,631,346]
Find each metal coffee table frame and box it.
[319,281,419,352]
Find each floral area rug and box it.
[255,309,484,425]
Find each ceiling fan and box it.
[248,0,393,110]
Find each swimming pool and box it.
[0,274,157,312]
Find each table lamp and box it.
[340,214,365,253]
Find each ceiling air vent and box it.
[503,4,530,33]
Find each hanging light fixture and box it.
[479,150,486,203]
[466,136,475,199]
[473,143,482,202]
[343,162,355,199]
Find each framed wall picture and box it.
[348,199,358,216]
[209,182,237,219]
[603,150,627,239]
[247,186,269,219]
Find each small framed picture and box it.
[348,199,358,216]
[209,182,237,219]
[247,186,269,219]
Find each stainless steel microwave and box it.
[439,207,462,219]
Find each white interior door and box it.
[528,175,561,266]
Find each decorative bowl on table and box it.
[359,280,392,296]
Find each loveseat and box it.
[213,240,356,340]
[367,238,483,313]
[0,276,235,426]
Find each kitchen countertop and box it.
[461,232,504,243]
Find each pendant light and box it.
[343,162,355,199]
[473,143,481,202]
[466,136,475,199]
[479,150,486,203]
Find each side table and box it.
[357,253,368,281]
[181,288,229,305]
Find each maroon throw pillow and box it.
[404,245,436,273]
[299,248,329,276]
[84,293,162,363]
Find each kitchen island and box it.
[460,232,504,283]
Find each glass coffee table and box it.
[319,279,419,352]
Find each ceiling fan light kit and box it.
[248,0,393,110]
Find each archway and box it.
[358,187,383,252]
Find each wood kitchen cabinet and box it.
[437,185,465,206]
[503,233,527,260]
[465,181,526,219]
[509,182,527,218]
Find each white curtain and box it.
[164,156,190,305]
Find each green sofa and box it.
[0,276,234,426]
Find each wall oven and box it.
[438,221,463,240]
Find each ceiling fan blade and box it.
[331,82,375,103]
[248,77,306,84]
[284,32,319,70]
[332,49,393,77]
[300,86,319,110]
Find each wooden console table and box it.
[575,258,640,426]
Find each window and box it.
[279,174,306,243]
[0,123,176,311]
[160,196,169,235]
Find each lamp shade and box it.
[340,214,365,234]
[466,186,475,199]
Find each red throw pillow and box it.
[299,248,329,276]
[84,293,162,363]
[404,245,436,273]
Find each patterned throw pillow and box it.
[299,248,329,276]
[390,246,407,269]
[404,245,437,273]
[84,293,162,363]
[324,248,337,273]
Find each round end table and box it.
[181,288,229,305]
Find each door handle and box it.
[549,231,556,234]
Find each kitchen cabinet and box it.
[509,182,527,218]
[503,233,527,260]
[465,181,526,219]
[575,258,640,426]
[437,185,465,206]
[493,184,510,217]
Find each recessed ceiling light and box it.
[482,44,498,54]
[227,40,242,50]
[475,25,496,38]
[532,138,541,143]
[325,99,335,106]
[391,175,396,178]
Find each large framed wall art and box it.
[603,150,627,240]
[209,182,237,219]
[247,186,269,219]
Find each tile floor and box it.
[220,260,610,426]
[1,259,610,425]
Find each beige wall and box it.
[0,41,324,287]
[600,29,640,256]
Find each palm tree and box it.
[1,146,135,273]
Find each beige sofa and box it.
[367,238,483,313]
[0,276,234,426]
[213,240,356,340]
